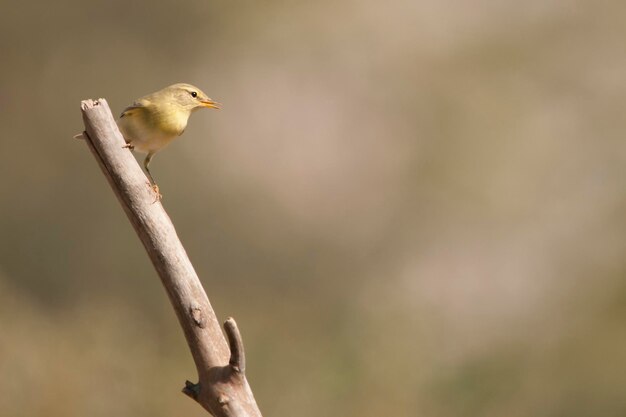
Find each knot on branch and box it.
[190,305,207,328]
[182,318,253,415]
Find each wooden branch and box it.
[224,317,246,373]
[79,98,263,417]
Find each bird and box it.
[116,83,220,199]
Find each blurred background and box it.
[1,0,626,416]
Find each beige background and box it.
[1,1,625,416]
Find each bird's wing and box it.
[119,99,150,118]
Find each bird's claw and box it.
[149,182,162,203]
[123,143,135,150]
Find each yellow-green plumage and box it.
[117,83,218,153]
[115,83,220,196]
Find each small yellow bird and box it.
[116,83,220,198]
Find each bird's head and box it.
[165,83,220,112]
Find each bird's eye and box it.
[190,91,198,98]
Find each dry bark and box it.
[78,98,262,417]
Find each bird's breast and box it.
[117,105,190,153]
[151,105,189,136]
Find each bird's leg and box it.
[143,152,162,202]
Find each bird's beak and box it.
[200,99,221,109]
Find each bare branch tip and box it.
[224,317,245,374]
[80,98,108,111]
[73,131,87,140]
[182,380,201,400]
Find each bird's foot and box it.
[149,182,162,203]
[123,143,135,151]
